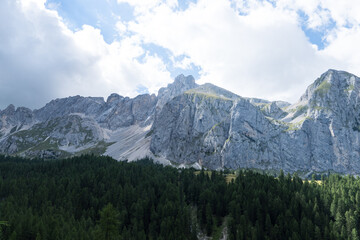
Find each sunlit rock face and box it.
[151,70,360,173]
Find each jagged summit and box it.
[174,74,196,85]
[156,74,198,110]
[277,69,360,127]
[3,104,16,114]
[300,69,359,102]
[106,93,123,103]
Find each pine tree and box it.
[265,214,272,234]
[352,228,359,240]
[315,226,322,239]
[94,203,120,240]
[205,203,213,236]
[0,221,9,240]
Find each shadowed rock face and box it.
[0,92,158,157]
[2,70,360,173]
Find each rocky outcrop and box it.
[97,93,157,129]
[259,102,288,119]
[0,105,34,137]
[150,86,290,170]
[156,74,198,110]
[34,96,106,122]
[150,90,234,168]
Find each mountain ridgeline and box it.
[1,70,360,173]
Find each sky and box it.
[1,0,360,109]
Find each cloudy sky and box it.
[1,0,360,109]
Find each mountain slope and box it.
[0,75,196,160]
[0,93,158,158]
[2,69,360,173]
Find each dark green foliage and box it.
[226,171,360,240]
[94,203,120,240]
[0,155,360,239]
[0,155,197,239]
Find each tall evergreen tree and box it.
[94,203,120,240]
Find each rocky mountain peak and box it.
[0,104,34,134]
[2,104,16,115]
[106,93,124,104]
[174,74,196,86]
[286,70,360,123]
[156,74,198,110]
[300,69,359,103]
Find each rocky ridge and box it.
[151,69,360,173]
[1,69,360,173]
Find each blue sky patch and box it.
[137,43,201,80]
[297,10,336,50]
[136,85,149,95]
[171,63,201,80]
[177,0,197,11]
[45,0,134,43]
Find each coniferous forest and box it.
[0,155,360,239]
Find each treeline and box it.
[0,155,360,240]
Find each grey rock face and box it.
[0,105,34,136]
[156,74,198,110]
[150,70,360,173]
[260,102,288,119]
[296,69,360,173]
[0,93,157,156]
[34,96,106,121]
[106,93,124,104]
[150,90,289,170]
[97,94,157,129]
[0,114,104,155]
[0,74,191,158]
[150,91,233,168]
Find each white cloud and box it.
[322,26,360,75]
[124,0,336,102]
[320,0,360,27]
[115,21,127,35]
[117,0,178,16]
[1,0,360,109]
[19,0,47,10]
[118,0,360,103]
[276,0,360,32]
[273,0,360,76]
[172,56,193,69]
[0,0,172,109]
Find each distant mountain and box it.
[0,74,197,162]
[2,69,360,173]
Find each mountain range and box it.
[1,69,360,174]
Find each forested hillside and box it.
[0,155,360,240]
